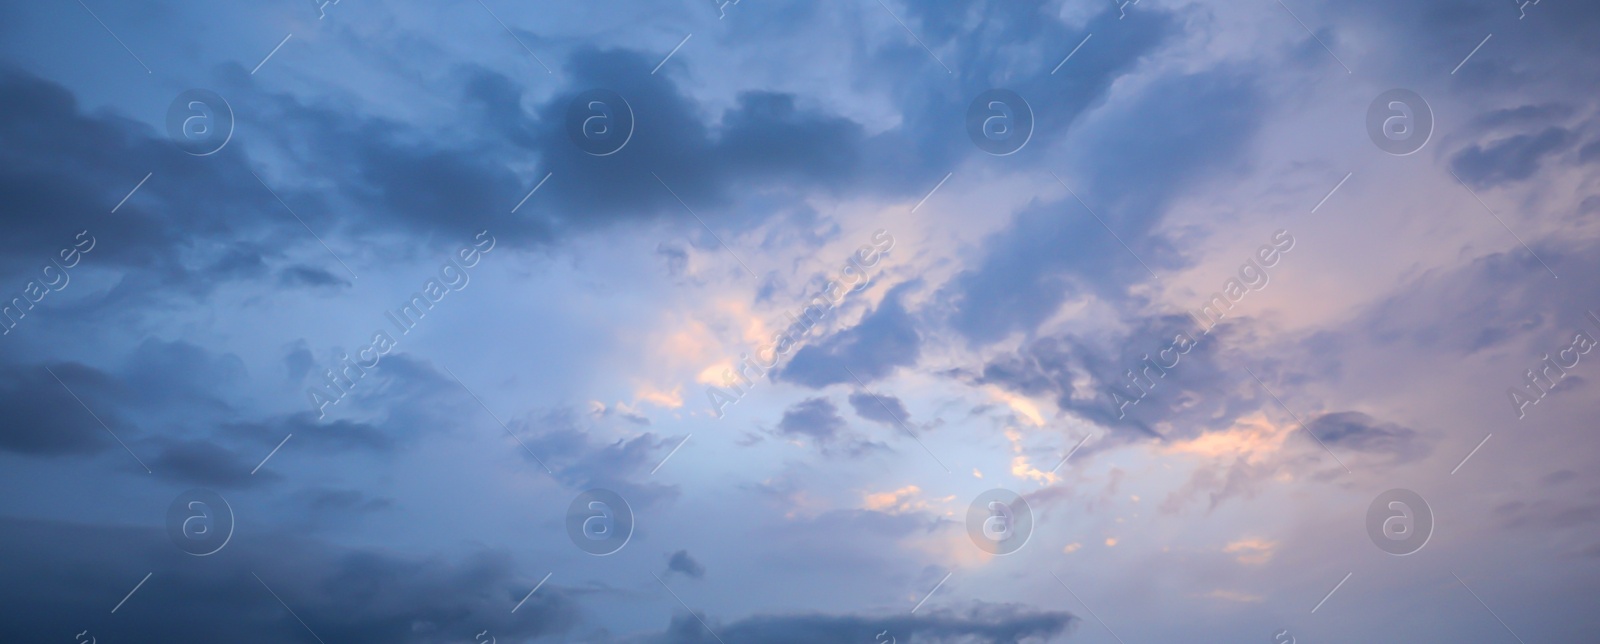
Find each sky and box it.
[2,0,1598,642]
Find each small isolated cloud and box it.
[771,397,887,458]
[777,397,848,443]
[848,390,910,426]
[665,549,705,579]
[278,265,351,289]
[1307,411,1430,464]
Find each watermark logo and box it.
[1366,488,1432,556]
[1108,229,1295,418]
[1,230,95,337]
[166,90,234,156]
[704,229,893,418]
[166,488,234,556]
[566,90,635,156]
[1272,629,1295,643]
[1508,311,1598,419]
[308,231,495,418]
[1366,89,1432,156]
[966,89,1033,156]
[566,489,634,556]
[966,488,1033,555]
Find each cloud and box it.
[0,65,349,310]
[642,603,1075,644]
[767,398,890,457]
[848,390,911,426]
[978,314,1264,441]
[775,397,848,444]
[518,49,866,229]
[778,282,922,388]
[948,69,1263,345]
[0,362,120,456]
[0,517,582,643]
[520,408,681,510]
[665,550,705,579]
[1451,126,1575,187]
[1344,233,1600,357]
[278,265,352,288]
[148,438,280,488]
[1306,411,1431,463]
[1159,456,1282,515]
[228,413,397,455]
[1580,140,1600,165]
[1222,538,1277,565]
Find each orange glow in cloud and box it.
[1005,428,1057,485]
[1203,589,1265,603]
[1223,538,1277,565]
[1163,413,1291,464]
[988,386,1047,426]
[633,383,683,409]
[862,485,955,515]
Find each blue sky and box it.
[2,0,1599,642]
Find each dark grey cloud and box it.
[120,339,245,415]
[148,438,280,488]
[1544,469,1579,486]
[775,397,848,443]
[860,1,1178,189]
[766,398,888,458]
[645,603,1074,644]
[0,65,358,312]
[948,69,1262,345]
[278,265,351,288]
[211,45,891,263]
[1580,139,1600,165]
[515,48,865,231]
[1306,411,1431,463]
[0,362,121,456]
[664,549,705,580]
[228,413,396,455]
[0,517,580,643]
[977,314,1262,441]
[779,282,921,388]
[848,390,911,426]
[1451,126,1575,187]
[1469,104,1576,130]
